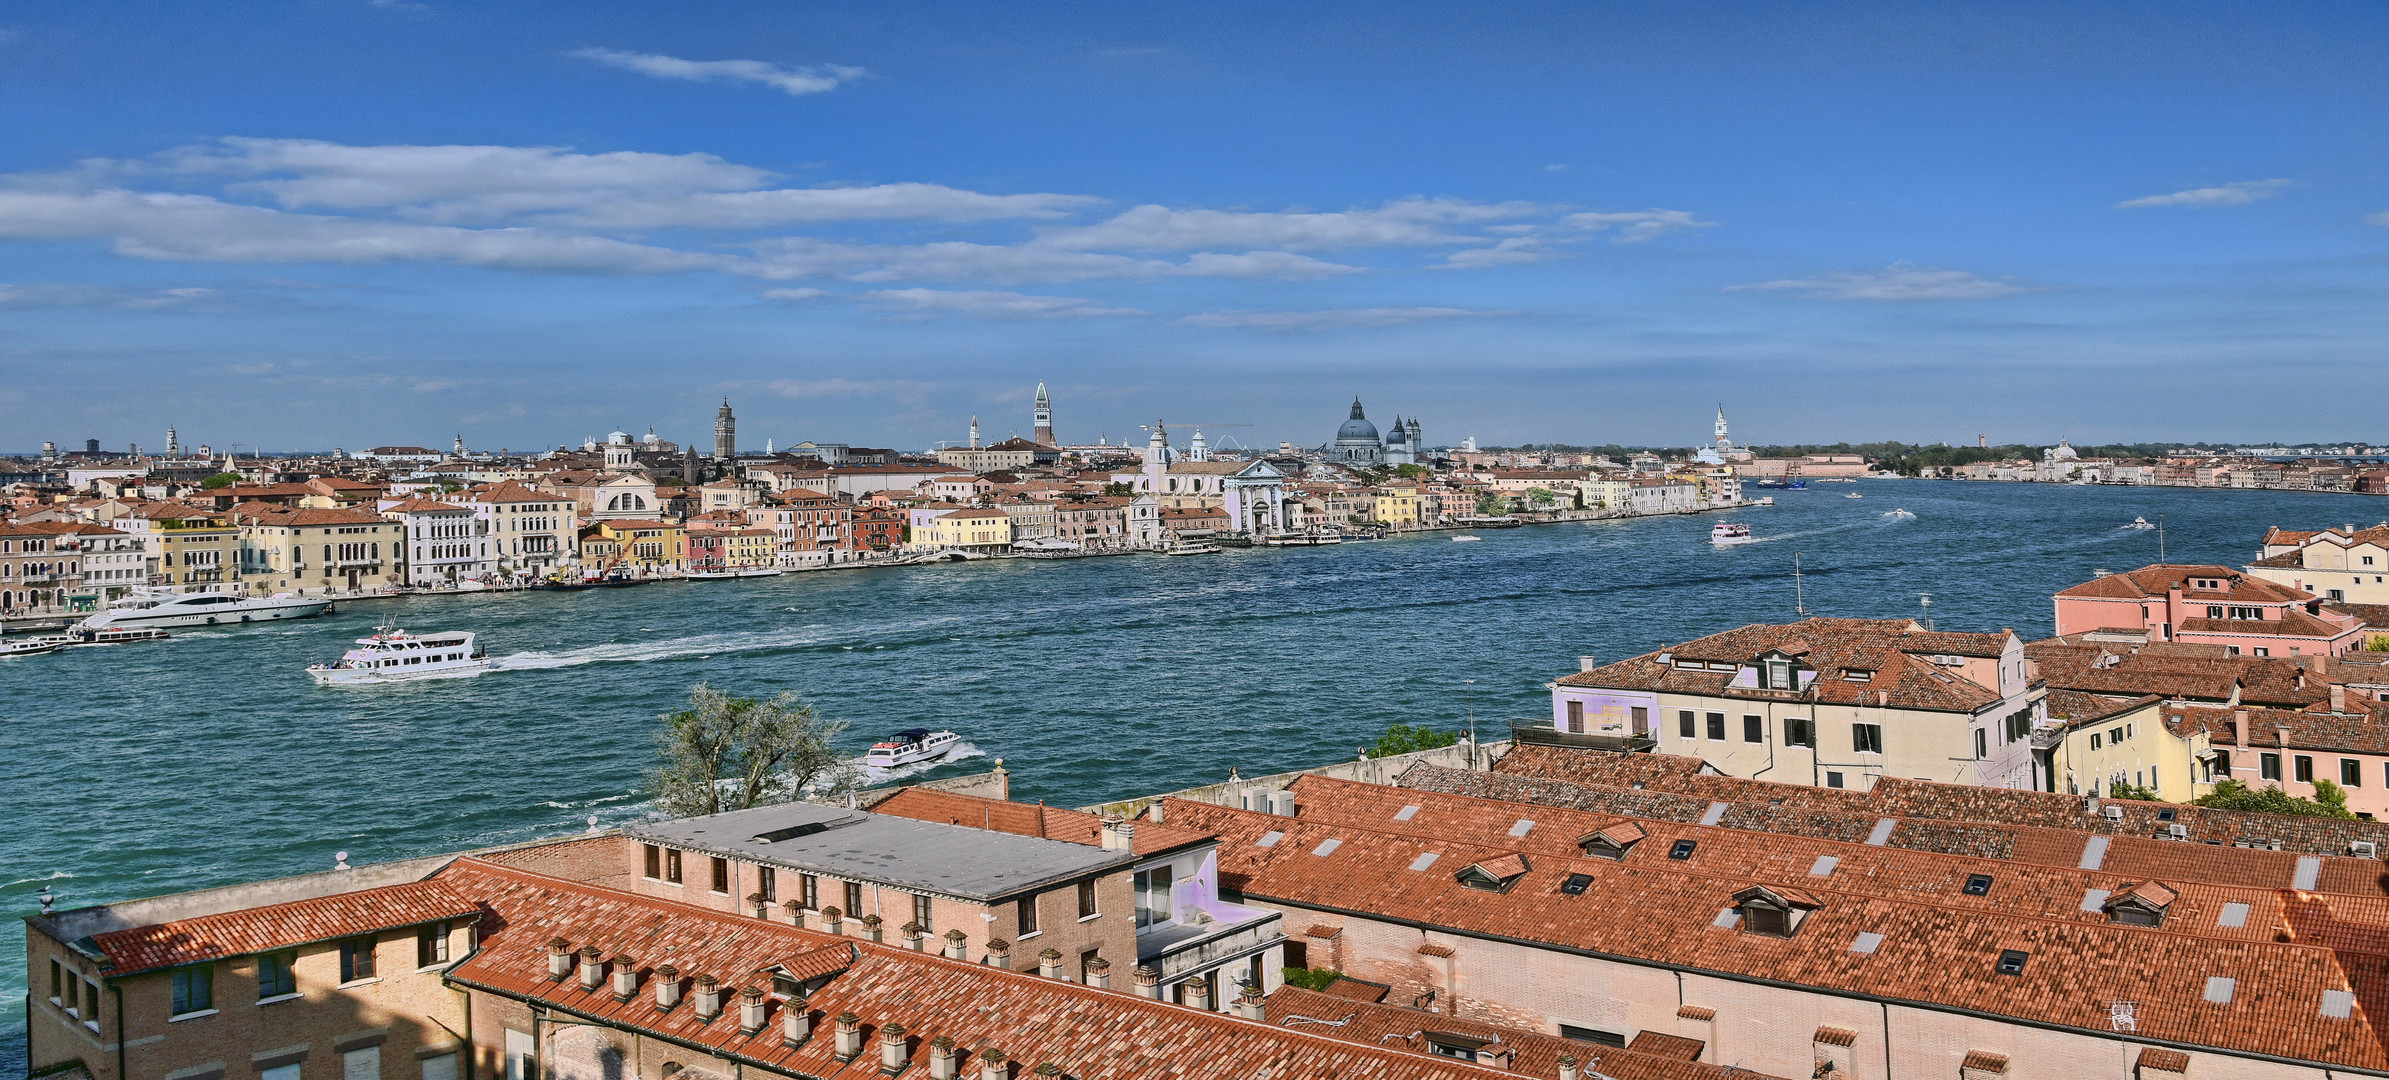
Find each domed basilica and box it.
[1322,398,1423,466]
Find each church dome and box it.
[1337,398,1380,443]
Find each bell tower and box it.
[1033,381,1055,447]
[714,399,736,462]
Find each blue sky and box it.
[2,1,2386,454]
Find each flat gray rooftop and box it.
[626,801,1135,902]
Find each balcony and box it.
[1510,721,1657,754]
[1138,906,1282,984]
[333,558,384,569]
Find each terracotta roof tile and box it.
[1628,1032,1705,1061]
[89,880,480,975]
[1263,986,1786,1080]
[1813,1025,1857,1047]
[867,788,1212,857]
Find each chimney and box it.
[654,963,681,1009]
[977,1048,1009,1080]
[1234,984,1265,1019]
[2233,709,2249,749]
[1034,1065,1061,1078]
[985,939,1012,970]
[577,946,604,990]
[943,929,968,960]
[1099,816,1134,851]
[833,1013,864,1061]
[1086,956,1111,990]
[2333,684,2349,713]
[1270,791,1297,816]
[780,993,812,1046]
[739,986,768,1035]
[548,939,574,980]
[880,1023,911,1072]
[903,922,927,951]
[693,975,722,1020]
[1133,965,1162,999]
[783,899,804,927]
[1148,800,1166,825]
[610,955,639,1001]
[1580,655,1598,673]
[1558,1055,1580,1080]
[928,1036,959,1080]
[860,914,884,943]
[822,905,845,936]
[1185,977,1212,1011]
[2278,727,2294,751]
[1038,948,1063,979]
[748,892,770,919]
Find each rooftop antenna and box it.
[1794,552,1807,616]
[1918,593,1934,631]
[2158,516,2166,563]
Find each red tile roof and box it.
[1557,618,2016,713]
[2056,564,2315,603]
[1627,1032,1705,1060]
[868,787,1213,857]
[88,880,480,976]
[1262,986,1785,1080]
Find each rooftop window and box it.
[1843,670,1873,683]
[1579,822,1645,860]
[1850,931,1884,955]
[1732,885,1820,938]
[1456,854,1530,893]
[1995,949,2028,976]
[1559,873,1594,895]
[1962,873,1993,896]
[1669,839,1698,860]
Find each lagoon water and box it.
[5,480,2382,1056]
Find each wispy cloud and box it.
[1036,198,1541,252]
[1562,209,1714,243]
[1731,262,2031,301]
[1183,307,1502,330]
[2364,211,2389,227]
[2116,179,2292,209]
[571,48,863,96]
[860,288,1141,320]
[0,282,237,310]
[763,378,935,401]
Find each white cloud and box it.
[1562,209,1714,243]
[2363,210,2389,227]
[1182,307,1500,330]
[1176,251,1359,278]
[2116,179,2292,209]
[1037,198,1541,252]
[1434,237,1554,270]
[764,378,935,399]
[860,289,1141,320]
[0,282,228,310]
[170,138,770,217]
[1731,262,2031,301]
[573,48,863,96]
[761,287,827,302]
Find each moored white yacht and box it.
[864,728,962,769]
[79,588,332,631]
[308,626,493,685]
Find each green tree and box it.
[1473,491,1508,516]
[647,684,857,818]
[1281,967,1343,991]
[1525,486,1558,508]
[1103,481,1133,497]
[199,472,240,489]
[2103,779,2160,801]
[2192,778,2355,819]
[1368,723,1460,758]
[1392,463,1429,479]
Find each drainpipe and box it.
[1881,1001,1893,1080]
[111,982,127,1080]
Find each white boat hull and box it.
[1710,537,1755,546]
[864,732,962,768]
[309,657,497,685]
[82,595,332,630]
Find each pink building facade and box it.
[2053,563,2364,657]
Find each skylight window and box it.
[2217,902,2250,929]
[2324,989,2356,1019]
[2078,889,2111,913]
[2204,977,2236,1005]
[1963,874,1993,896]
[1809,856,1839,878]
[1669,839,1697,860]
[1865,819,1897,846]
[1409,852,1440,872]
[1393,805,1421,822]
[1509,819,1536,837]
[1995,950,2029,976]
[1312,838,1342,856]
[1699,802,1729,827]
[1257,831,1284,848]
[1850,932,1884,955]
[2156,809,2177,822]
[1560,873,1594,895]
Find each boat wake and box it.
[494,628,827,671]
[855,740,987,786]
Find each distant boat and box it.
[2125,516,2156,530]
[308,625,494,685]
[865,728,962,769]
[69,626,171,646]
[0,634,72,657]
[1752,496,1775,506]
[1844,493,1864,499]
[1711,522,1754,546]
[1883,508,1916,520]
[79,588,331,630]
[1452,535,1481,542]
[687,566,787,579]
[1165,540,1223,556]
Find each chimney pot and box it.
[610,955,639,1000]
[1233,984,1265,1020]
[985,939,1012,969]
[978,1048,1009,1080]
[1098,815,1134,851]
[833,1013,864,1061]
[902,922,927,950]
[880,1023,910,1072]
[655,963,682,1009]
[2333,684,2349,713]
[822,906,845,935]
[1133,965,1162,999]
[943,929,968,960]
[1086,957,1111,990]
[1038,948,1063,978]
[780,996,812,1046]
[692,975,723,1020]
[1033,1064,1061,1077]
[782,899,804,926]
[739,986,768,1034]
[1558,1054,1580,1080]
[1580,655,1598,672]
[928,1037,959,1080]
[577,946,604,989]
[1185,977,1213,1011]
[547,939,574,980]
[747,892,769,919]
[2278,726,2294,750]
[859,913,884,942]
[1148,800,1165,825]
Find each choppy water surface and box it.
[3,481,2380,1056]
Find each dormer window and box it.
[1765,659,1796,690]
[2103,880,2177,927]
[1843,669,1874,684]
[1731,885,1822,938]
[1424,1033,1496,1062]
[1578,822,1645,860]
[1455,854,1530,893]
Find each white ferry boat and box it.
[864,728,962,769]
[69,626,172,646]
[687,566,788,580]
[2125,516,2156,530]
[0,634,72,657]
[79,588,333,631]
[1710,522,1754,546]
[307,627,493,685]
[1164,540,1223,556]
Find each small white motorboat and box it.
[308,625,494,685]
[2125,517,2156,530]
[1883,508,1916,520]
[1844,493,1864,499]
[865,728,962,769]
[1710,522,1754,546]
[1164,540,1223,556]
[0,634,72,657]
[1452,535,1481,542]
